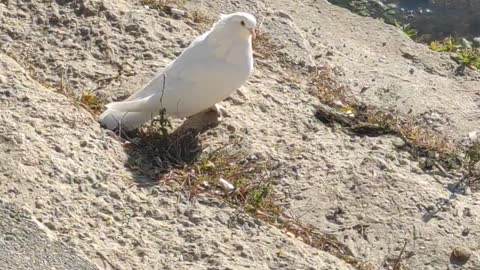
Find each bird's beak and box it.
[250,28,256,41]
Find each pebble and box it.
[450,247,472,264]
[391,137,405,148]
[468,130,478,141]
[276,11,293,21]
[35,200,46,209]
[109,190,121,200]
[473,37,480,46]
[54,144,64,153]
[44,221,56,231]
[219,178,234,191]
[170,8,185,17]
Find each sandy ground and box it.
[1,0,479,269]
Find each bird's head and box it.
[215,12,257,41]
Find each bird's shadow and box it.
[123,110,220,187]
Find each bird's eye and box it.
[240,20,245,26]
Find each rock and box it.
[109,190,121,200]
[468,130,478,141]
[35,200,46,209]
[276,11,293,21]
[450,247,472,264]
[473,37,480,47]
[170,8,185,18]
[44,221,56,231]
[461,228,470,236]
[219,178,234,191]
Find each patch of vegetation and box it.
[140,0,212,31]
[189,9,212,24]
[252,18,284,60]
[394,20,417,39]
[253,31,278,59]
[157,140,374,269]
[429,37,480,69]
[79,91,105,114]
[456,49,480,70]
[429,37,461,52]
[309,66,467,173]
[328,1,480,70]
[126,120,373,269]
[308,65,480,191]
[140,0,186,13]
[163,144,280,215]
[466,142,480,178]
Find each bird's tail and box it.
[99,109,156,131]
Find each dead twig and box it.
[393,240,408,270]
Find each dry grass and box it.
[127,114,373,269]
[309,66,460,172]
[150,138,374,269]
[140,0,185,12]
[140,0,212,31]
[79,91,105,115]
[253,31,279,59]
[189,9,212,25]
[309,65,358,107]
[162,144,280,216]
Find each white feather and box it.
[99,12,256,131]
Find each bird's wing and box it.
[106,94,160,112]
[122,31,212,102]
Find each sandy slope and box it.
[0,0,479,269]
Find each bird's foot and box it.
[208,104,229,122]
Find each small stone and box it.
[0,89,12,97]
[226,125,236,133]
[35,200,45,209]
[44,221,56,231]
[233,242,244,251]
[170,8,185,17]
[215,212,230,225]
[276,11,293,21]
[109,190,121,200]
[391,137,405,148]
[219,178,234,191]
[54,144,64,153]
[13,134,25,145]
[463,208,473,217]
[450,247,472,264]
[468,131,478,141]
[473,37,480,47]
[461,228,470,236]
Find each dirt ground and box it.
[0,0,479,269]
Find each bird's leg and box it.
[208,103,229,122]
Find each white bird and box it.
[99,12,257,131]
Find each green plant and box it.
[429,36,461,52]
[428,37,480,69]
[456,48,480,69]
[78,91,106,115]
[394,20,417,38]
